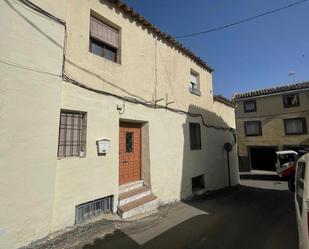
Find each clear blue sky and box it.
[124,0,309,98]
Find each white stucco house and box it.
[0,0,239,248]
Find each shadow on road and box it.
[82,185,298,249]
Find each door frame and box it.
[119,121,142,186]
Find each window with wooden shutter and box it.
[89,16,119,62]
[189,71,201,96]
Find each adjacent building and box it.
[233,82,309,172]
[0,0,239,248]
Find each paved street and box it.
[81,174,298,249]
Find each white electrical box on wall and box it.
[96,139,111,156]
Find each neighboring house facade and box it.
[0,0,239,248]
[233,82,309,172]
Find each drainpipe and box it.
[224,142,233,188]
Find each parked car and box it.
[295,153,309,249]
[275,150,299,191]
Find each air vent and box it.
[192,175,205,193]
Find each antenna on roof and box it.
[288,71,296,83]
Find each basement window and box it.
[192,175,205,193]
[75,195,113,224]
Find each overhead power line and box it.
[10,0,235,133]
[176,0,308,38]
[0,57,61,77]
[16,0,65,25]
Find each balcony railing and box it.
[189,86,201,96]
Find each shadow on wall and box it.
[180,104,238,199]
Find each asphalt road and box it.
[83,175,298,249]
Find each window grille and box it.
[57,110,87,157]
[75,196,113,224]
[126,132,134,153]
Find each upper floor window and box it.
[283,94,300,108]
[244,121,262,136]
[244,100,256,112]
[189,71,201,96]
[189,123,201,150]
[90,16,119,63]
[58,110,87,157]
[284,118,307,135]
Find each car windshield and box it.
[278,154,296,165]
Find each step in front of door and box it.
[119,186,152,206]
[118,194,158,219]
[119,180,144,194]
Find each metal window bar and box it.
[75,196,113,224]
[58,111,86,157]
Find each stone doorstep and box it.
[118,194,158,219]
[119,180,144,194]
[119,186,151,206]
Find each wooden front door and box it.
[119,122,141,185]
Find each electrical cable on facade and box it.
[62,74,235,133]
[16,0,65,24]
[16,0,235,134]
[176,0,308,38]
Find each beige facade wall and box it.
[235,90,309,170]
[213,100,236,129]
[0,0,65,248]
[0,0,238,247]
[52,82,239,231]
[51,0,239,232]
[63,0,214,112]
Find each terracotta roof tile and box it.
[233,81,309,100]
[107,0,213,73]
[214,95,236,108]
